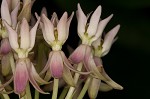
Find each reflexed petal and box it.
[20,18,30,49]
[88,78,101,99]
[62,66,75,87]
[41,14,55,43]
[10,1,20,28]
[93,56,102,67]
[101,68,123,90]
[102,25,120,56]
[69,44,86,64]
[25,59,49,94]
[92,14,113,42]
[39,52,53,75]
[50,51,63,78]
[99,82,113,92]
[77,3,87,37]
[30,63,49,84]
[14,59,28,94]
[84,46,106,80]
[57,12,68,42]
[1,0,11,25]
[29,17,40,50]
[87,6,101,37]
[3,21,19,50]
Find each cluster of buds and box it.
[0,0,123,99]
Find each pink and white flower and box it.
[1,17,49,95]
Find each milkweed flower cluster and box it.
[0,0,123,99]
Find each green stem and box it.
[58,86,69,99]
[26,83,32,99]
[65,63,83,99]
[77,77,91,99]
[34,90,39,99]
[52,78,59,99]
[2,94,10,99]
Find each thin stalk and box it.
[58,86,69,99]
[34,90,39,99]
[65,63,83,99]
[52,78,59,99]
[25,83,32,99]
[0,81,10,99]
[77,77,91,99]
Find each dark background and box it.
[32,0,150,99]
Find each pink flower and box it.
[76,4,113,45]
[92,25,120,57]
[1,17,49,95]
[40,12,74,49]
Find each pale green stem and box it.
[52,78,59,99]
[1,93,10,99]
[65,63,83,99]
[58,86,69,99]
[25,83,32,99]
[9,52,15,74]
[77,77,91,99]
[34,90,39,99]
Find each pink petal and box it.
[69,44,86,64]
[29,17,40,50]
[92,14,113,42]
[41,7,47,16]
[77,3,87,38]
[50,51,63,78]
[0,38,11,55]
[87,6,101,37]
[57,12,68,42]
[65,12,74,42]
[20,18,30,49]
[10,1,20,28]
[41,14,55,43]
[1,0,11,25]
[102,25,120,56]
[51,12,59,26]
[3,21,19,50]
[14,59,29,94]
